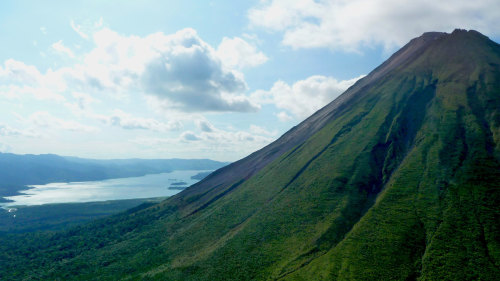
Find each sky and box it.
[0,0,499,161]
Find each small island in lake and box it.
[191,171,212,180]
[170,181,187,186]
[168,181,188,190]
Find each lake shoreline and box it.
[1,170,212,208]
[2,196,170,209]
[2,171,175,200]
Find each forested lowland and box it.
[0,197,166,233]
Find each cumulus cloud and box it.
[0,85,65,102]
[252,74,364,120]
[249,0,500,51]
[101,109,182,132]
[2,26,261,114]
[217,36,268,69]
[81,27,258,112]
[0,123,39,138]
[249,124,277,136]
[71,92,99,110]
[276,111,293,122]
[29,111,98,133]
[134,122,276,160]
[196,118,216,132]
[0,59,42,85]
[186,122,275,145]
[0,59,66,101]
[181,131,202,141]
[0,124,23,136]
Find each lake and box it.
[1,170,210,207]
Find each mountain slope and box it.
[285,29,500,281]
[1,29,499,280]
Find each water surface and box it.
[1,170,209,207]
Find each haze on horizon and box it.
[1,0,499,162]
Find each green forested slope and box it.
[284,30,500,281]
[1,29,499,281]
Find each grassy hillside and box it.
[0,29,498,280]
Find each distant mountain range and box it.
[0,153,227,200]
[1,29,499,280]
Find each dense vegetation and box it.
[0,29,498,280]
[0,154,226,198]
[0,197,165,233]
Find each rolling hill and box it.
[1,29,499,280]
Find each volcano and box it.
[2,29,499,281]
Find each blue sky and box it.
[1,0,499,161]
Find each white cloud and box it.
[78,27,258,112]
[63,94,184,132]
[0,59,66,101]
[249,0,500,51]
[71,92,99,110]
[70,20,89,39]
[252,74,364,120]
[0,142,12,152]
[188,122,275,147]
[29,111,98,133]
[52,40,75,58]
[276,111,293,122]
[181,131,202,141]
[3,25,260,114]
[132,122,276,160]
[249,124,277,136]
[0,59,42,85]
[0,123,39,138]
[0,85,65,101]
[63,92,102,120]
[101,109,182,132]
[217,36,268,69]
[95,17,103,28]
[196,118,216,132]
